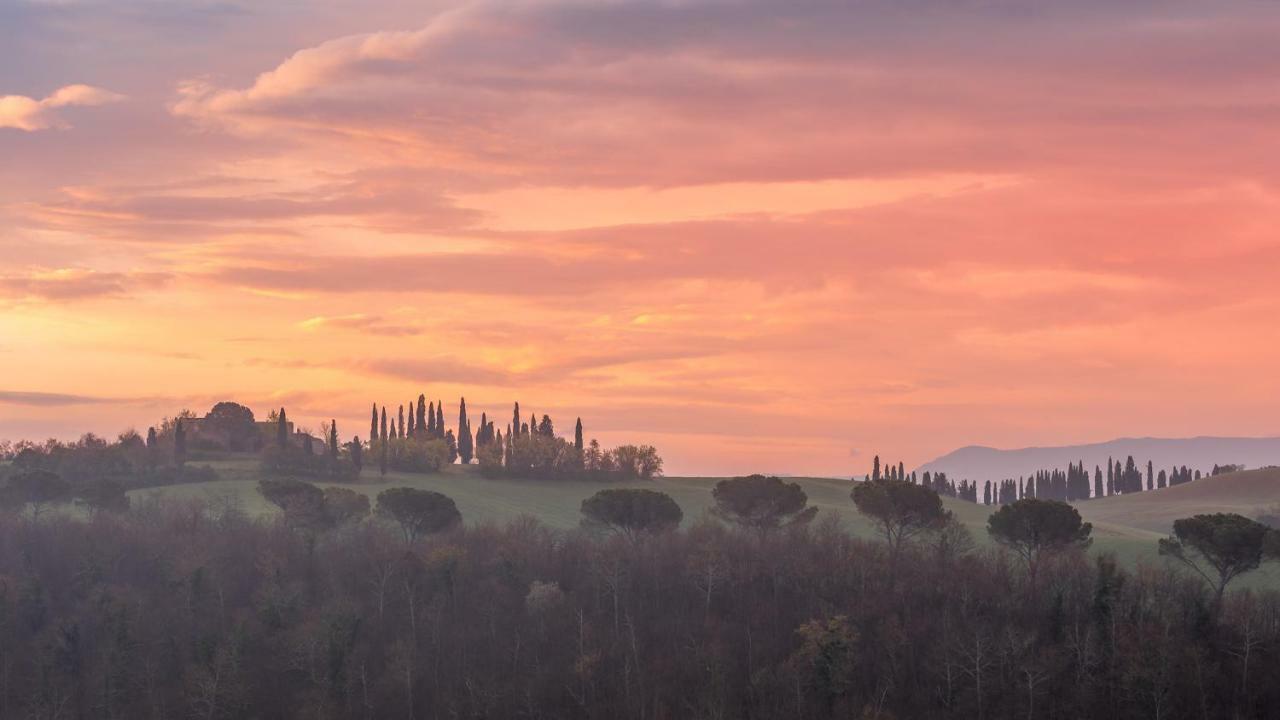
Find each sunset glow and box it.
[3,0,1280,475]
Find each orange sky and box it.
[3,0,1280,476]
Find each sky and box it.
[2,0,1280,477]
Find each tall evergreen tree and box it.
[174,419,187,466]
[538,414,554,438]
[427,401,436,436]
[873,455,881,482]
[445,430,458,464]
[459,419,473,464]
[458,398,473,464]
[436,401,445,438]
[417,394,427,437]
[398,405,405,439]
[513,403,521,441]
[379,428,388,476]
[277,408,289,450]
[407,403,416,437]
[575,418,584,454]
[351,437,363,471]
[329,419,339,461]
[459,397,468,442]
[370,403,379,444]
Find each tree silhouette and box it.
[987,499,1092,582]
[417,394,427,437]
[458,398,473,463]
[375,488,461,543]
[852,478,950,561]
[711,475,818,536]
[277,408,289,450]
[580,488,683,541]
[174,418,187,466]
[1159,513,1278,606]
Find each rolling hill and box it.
[128,461,1280,584]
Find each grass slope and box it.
[132,460,1280,584]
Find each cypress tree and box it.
[174,419,187,466]
[146,426,158,468]
[538,414,554,438]
[479,413,489,446]
[445,430,458,464]
[427,401,436,436]
[351,437,363,471]
[574,418,584,454]
[277,408,288,450]
[407,403,416,437]
[329,419,338,461]
[370,404,379,444]
[459,397,468,443]
[513,403,521,441]
[1147,460,1154,491]
[379,429,388,476]
[398,405,405,439]
[898,461,905,482]
[417,394,427,437]
[873,455,881,482]
[459,398,473,464]
[437,402,444,438]
[505,424,513,466]
[460,419,473,464]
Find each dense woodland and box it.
[0,475,1277,719]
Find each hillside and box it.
[917,436,1280,483]
[130,459,1280,577]
[1074,465,1280,534]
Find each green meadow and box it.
[131,459,1280,585]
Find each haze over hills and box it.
[916,436,1280,483]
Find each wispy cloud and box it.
[0,390,141,406]
[0,268,170,301]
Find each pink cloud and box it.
[0,84,123,131]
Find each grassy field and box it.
[130,460,1280,584]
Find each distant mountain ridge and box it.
[916,436,1280,484]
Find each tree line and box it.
[865,453,1221,506]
